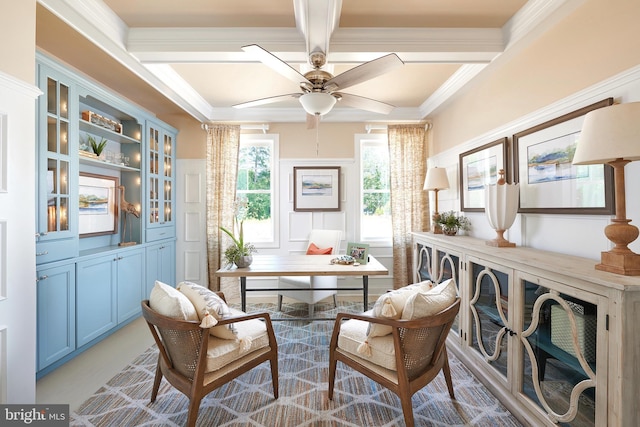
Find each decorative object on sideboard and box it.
[423,167,450,234]
[485,169,519,247]
[118,185,139,247]
[435,211,471,236]
[572,101,640,276]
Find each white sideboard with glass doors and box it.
[412,232,640,427]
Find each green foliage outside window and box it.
[237,145,271,221]
[362,143,390,216]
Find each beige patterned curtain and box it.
[388,124,430,288]
[205,124,240,298]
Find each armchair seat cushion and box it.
[205,307,270,372]
[337,313,397,371]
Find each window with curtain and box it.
[357,134,392,243]
[236,134,279,247]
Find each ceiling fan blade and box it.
[326,53,404,91]
[242,44,311,86]
[336,93,396,115]
[233,93,302,109]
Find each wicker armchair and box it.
[141,297,278,427]
[328,297,460,427]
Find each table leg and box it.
[363,276,369,311]
[241,277,247,312]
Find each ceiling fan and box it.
[232,0,404,123]
[233,45,404,118]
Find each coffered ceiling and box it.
[36,0,572,124]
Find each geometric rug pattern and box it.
[71,301,523,426]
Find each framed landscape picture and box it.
[459,138,508,212]
[293,166,341,211]
[513,98,614,214]
[346,242,369,264]
[79,172,119,237]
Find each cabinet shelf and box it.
[79,155,140,172]
[80,119,140,144]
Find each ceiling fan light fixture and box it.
[299,92,336,116]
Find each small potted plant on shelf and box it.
[87,135,108,157]
[220,198,257,268]
[435,210,471,236]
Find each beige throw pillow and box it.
[366,280,433,338]
[401,278,457,320]
[177,281,237,340]
[149,280,199,321]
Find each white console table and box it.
[412,232,640,427]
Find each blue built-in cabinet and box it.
[35,53,177,378]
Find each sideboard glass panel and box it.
[470,261,509,378]
[520,280,596,426]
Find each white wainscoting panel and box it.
[184,211,201,242]
[0,326,6,403]
[184,173,202,203]
[287,211,313,242]
[0,114,6,193]
[0,220,5,300]
[183,250,202,282]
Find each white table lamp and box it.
[572,101,640,275]
[485,169,519,247]
[424,167,450,234]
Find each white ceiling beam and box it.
[127,27,505,64]
[294,0,342,56]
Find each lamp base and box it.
[486,230,515,247]
[596,250,640,276]
[432,212,443,234]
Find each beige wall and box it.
[0,0,36,81]
[179,122,365,160]
[429,0,640,154]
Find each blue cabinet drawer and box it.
[146,226,175,242]
[36,239,78,265]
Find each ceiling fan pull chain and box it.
[316,117,320,157]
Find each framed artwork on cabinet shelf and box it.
[513,98,615,214]
[346,242,370,265]
[293,166,341,211]
[79,172,119,237]
[459,137,508,212]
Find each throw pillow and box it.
[149,280,198,321]
[306,242,332,255]
[401,278,457,320]
[365,280,433,338]
[177,281,237,340]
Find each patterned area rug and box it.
[71,302,523,426]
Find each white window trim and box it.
[239,133,279,249]
[355,133,392,247]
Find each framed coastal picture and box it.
[293,166,341,211]
[346,242,370,264]
[459,138,508,212]
[513,98,614,214]
[79,172,119,237]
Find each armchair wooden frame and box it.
[328,298,460,427]
[141,297,278,427]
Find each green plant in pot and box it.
[435,210,471,236]
[220,199,257,268]
[86,135,108,157]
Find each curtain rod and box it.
[201,123,270,133]
[364,122,432,134]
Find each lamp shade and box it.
[299,93,337,116]
[573,102,640,165]
[423,167,450,191]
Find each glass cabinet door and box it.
[415,243,434,282]
[37,70,77,243]
[147,123,174,227]
[518,275,599,426]
[468,258,512,380]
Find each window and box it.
[236,134,278,246]
[358,134,392,242]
